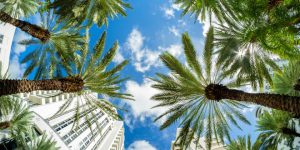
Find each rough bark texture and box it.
[268,0,283,10]
[0,11,50,42]
[205,84,300,116]
[281,127,300,137]
[294,79,300,91]
[0,121,10,130]
[0,77,84,97]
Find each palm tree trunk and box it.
[294,79,300,91]
[0,11,50,42]
[205,84,300,116]
[0,121,10,129]
[0,77,84,97]
[268,0,283,10]
[281,127,300,137]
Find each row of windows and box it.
[52,107,97,132]
[80,119,110,150]
[62,111,105,145]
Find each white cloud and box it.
[163,7,175,19]
[171,3,181,11]
[168,26,180,37]
[159,44,182,57]
[127,140,157,150]
[8,56,26,78]
[126,29,182,72]
[12,29,29,55]
[113,47,125,64]
[162,2,182,19]
[198,14,219,37]
[124,79,163,121]
[127,29,144,53]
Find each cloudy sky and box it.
[9,0,259,149]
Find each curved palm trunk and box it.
[0,121,10,129]
[0,11,50,42]
[282,127,300,137]
[0,77,84,97]
[205,84,300,116]
[294,79,300,91]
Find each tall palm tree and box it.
[50,0,131,27]
[0,0,51,42]
[151,28,251,149]
[256,110,300,149]
[152,28,300,148]
[20,9,84,79]
[0,31,131,100]
[272,61,300,96]
[226,135,264,150]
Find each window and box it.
[0,34,3,44]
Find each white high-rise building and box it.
[19,91,125,150]
[171,128,226,150]
[0,23,16,74]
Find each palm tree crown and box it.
[214,21,285,90]
[50,0,131,27]
[272,61,300,96]
[0,96,33,139]
[20,9,84,79]
[151,27,250,149]
[226,135,263,150]
[0,0,38,18]
[256,109,300,149]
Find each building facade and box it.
[171,128,226,150]
[19,91,124,150]
[0,23,16,74]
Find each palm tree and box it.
[226,135,263,150]
[50,0,131,27]
[152,28,300,148]
[151,28,251,149]
[256,110,300,149]
[174,0,235,23]
[20,9,84,79]
[214,19,300,90]
[228,0,300,32]
[0,96,33,139]
[272,61,300,96]
[0,0,51,42]
[16,132,58,150]
[0,31,131,100]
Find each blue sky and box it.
[9,0,259,149]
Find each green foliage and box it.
[256,110,298,149]
[20,9,84,79]
[174,0,235,23]
[226,135,264,150]
[0,0,39,18]
[0,96,33,140]
[272,61,300,96]
[16,130,58,150]
[50,0,131,27]
[152,29,250,150]
[215,20,285,90]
